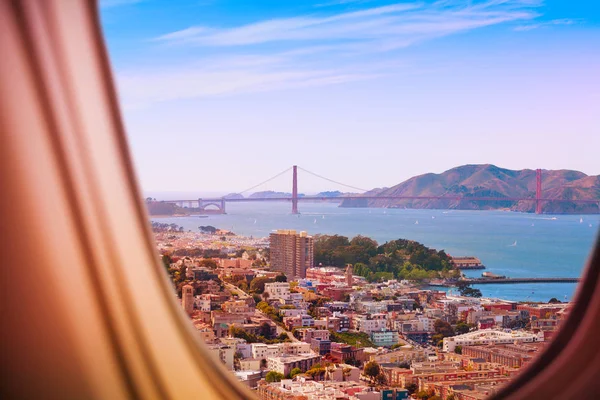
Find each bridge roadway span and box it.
[168,196,600,203]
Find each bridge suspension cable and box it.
[298,166,368,193]
[236,166,293,195]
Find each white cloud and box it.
[118,1,546,107]
[115,55,386,109]
[155,2,539,48]
[514,18,579,31]
[315,0,374,7]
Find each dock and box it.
[432,277,580,287]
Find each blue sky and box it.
[100,0,599,194]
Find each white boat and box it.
[322,215,325,219]
[580,217,584,223]
[313,218,317,224]
[415,220,419,225]
[509,240,517,247]
[550,217,557,220]
[431,216,435,219]
[253,219,257,224]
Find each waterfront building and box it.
[450,256,484,269]
[269,230,314,279]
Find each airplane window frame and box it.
[1,1,599,399]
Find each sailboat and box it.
[580,217,584,223]
[253,219,257,224]
[322,215,325,219]
[313,218,317,224]
[509,240,517,247]
[415,220,419,225]
[431,216,435,219]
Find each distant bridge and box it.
[159,165,599,215]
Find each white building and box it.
[251,343,282,360]
[353,314,388,334]
[443,329,544,352]
[280,308,308,318]
[267,353,321,376]
[359,301,388,314]
[264,282,291,300]
[195,296,211,312]
[236,343,253,359]
[280,342,312,355]
[371,330,399,347]
[418,316,436,332]
[206,344,235,370]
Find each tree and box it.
[549,297,562,304]
[198,225,217,234]
[434,319,455,337]
[405,383,418,395]
[250,276,273,294]
[415,390,434,399]
[455,321,471,335]
[275,274,287,283]
[375,373,387,385]
[198,258,218,269]
[260,322,273,338]
[161,254,173,273]
[454,345,463,355]
[456,282,482,298]
[363,361,381,380]
[290,367,302,378]
[265,371,284,383]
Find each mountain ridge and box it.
[340,164,599,214]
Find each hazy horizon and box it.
[101,0,600,193]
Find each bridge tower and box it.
[292,165,299,214]
[535,168,542,214]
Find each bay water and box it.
[152,202,599,302]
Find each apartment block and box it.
[269,230,314,279]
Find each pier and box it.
[432,277,580,287]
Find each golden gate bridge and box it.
[160,166,599,215]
